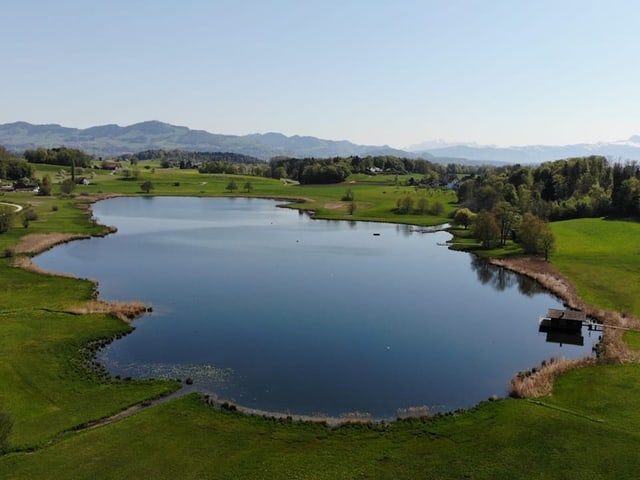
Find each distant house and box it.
[447,178,461,190]
[100,161,120,171]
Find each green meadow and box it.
[1,166,639,478]
[551,218,640,317]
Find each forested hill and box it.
[0,121,414,160]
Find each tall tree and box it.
[518,212,555,259]
[493,201,518,246]
[0,206,14,234]
[226,180,238,193]
[453,208,475,229]
[473,210,500,249]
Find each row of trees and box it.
[120,150,262,168]
[457,155,640,220]
[455,206,556,260]
[23,147,93,168]
[395,195,445,216]
[267,155,465,184]
[197,160,270,177]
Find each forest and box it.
[457,155,640,220]
[23,147,94,168]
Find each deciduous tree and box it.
[141,180,154,193]
[0,206,13,234]
[473,210,500,248]
[453,208,475,229]
[226,180,238,193]
[519,212,556,260]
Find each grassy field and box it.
[551,218,640,317]
[32,166,458,227]
[1,167,640,478]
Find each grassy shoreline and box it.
[2,171,640,478]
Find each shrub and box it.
[341,189,354,201]
[60,178,76,194]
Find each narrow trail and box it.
[0,201,23,213]
[81,385,199,431]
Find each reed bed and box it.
[509,356,595,398]
[67,299,148,322]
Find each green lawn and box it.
[1,169,640,478]
[0,259,178,449]
[3,367,640,479]
[551,218,640,317]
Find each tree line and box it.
[457,155,640,220]
[23,147,93,168]
[267,155,465,184]
[120,149,263,169]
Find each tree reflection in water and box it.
[469,256,546,297]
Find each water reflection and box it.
[469,257,546,296]
[395,223,413,237]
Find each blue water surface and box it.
[35,197,597,418]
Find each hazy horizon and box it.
[3,1,639,149]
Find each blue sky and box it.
[2,0,639,148]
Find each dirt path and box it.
[81,386,198,431]
[0,201,23,213]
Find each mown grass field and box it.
[1,165,640,478]
[551,218,640,317]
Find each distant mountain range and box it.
[1,120,639,164]
[0,121,413,161]
[408,137,640,164]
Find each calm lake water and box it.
[35,197,597,418]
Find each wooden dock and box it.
[538,309,603,347]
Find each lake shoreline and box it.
[19,194,621,422]
[489,255,640,397]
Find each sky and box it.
[2,0,639,148]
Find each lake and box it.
[34,197,597,418]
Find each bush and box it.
[341,189,354,201]
[60,178,76,195]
